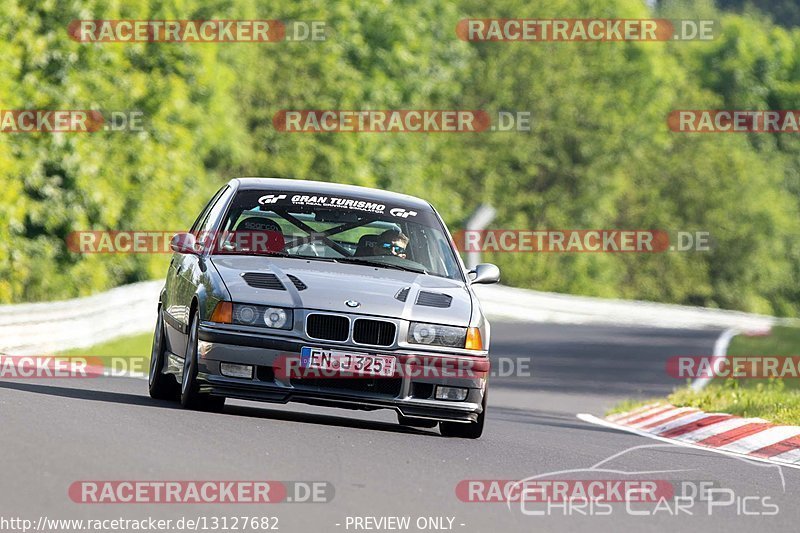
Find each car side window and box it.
[190,186,227,233]
[196,186,233,251]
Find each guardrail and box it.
[0,281,781,355]
[0,280,162,355]
[472,285,779,333]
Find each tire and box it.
[149,308,180,401]
[397,414,438,428]
[439,391,486,439]
[180,313,226,412]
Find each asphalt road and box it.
[1,321,798,533]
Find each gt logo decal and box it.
[390,208,417,218]
[258,194,287,204]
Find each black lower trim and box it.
[163,311,187,334]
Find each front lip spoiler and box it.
[201,375,481,423]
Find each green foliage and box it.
[615,327,800,424]
[714,0,800,29]
[1,0,800,316]
[61,332,153,358]
[729,325,800,354]
[669,379,800,425]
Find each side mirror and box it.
[469,263,500,284]
[170,232,199,255]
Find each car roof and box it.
[231,177,433,211]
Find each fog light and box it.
[435,386,468,401]
[220,363,254,379]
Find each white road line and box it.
[576,413,800,471]
[770,448,800,465]
[717,426,800,454]
[691,328,737,391]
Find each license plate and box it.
[301,347,396,377]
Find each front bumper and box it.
[196,324,488,423]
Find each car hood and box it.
[211,256,473,326]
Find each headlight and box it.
[408,322,467,348]
[232,304,292,330]
[264,307,289,329]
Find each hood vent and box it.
[242,272,285,290]
[287,274,307,291]
[395,287,411,302]
[415,291,452,308]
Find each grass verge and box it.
[610,326,800,426]
[58,332,154,375]
[59,332,153,358]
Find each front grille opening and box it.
[352,319,396,346]
[411,382,435,399]
[256,366,275,382]
[291,377,402,397]
[306,313,349,342]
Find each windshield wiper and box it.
[214,248,290,257]
[293,255,340,263]
[219,251,344,263]
[336,257,427,275]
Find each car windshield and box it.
[212,189,464,281]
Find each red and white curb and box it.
[578,403,800,470]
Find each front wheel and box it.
[180,314,226,412]
[149,308,180,401]
[439,391,486,439]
